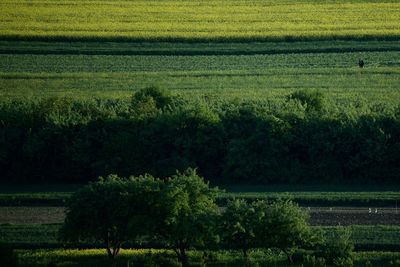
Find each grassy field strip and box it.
[2,224,400,251]
[14,248,289,267]
[1,1,399,42]
[2,40,400,55]
[2,52,399,73]
[11,249,400,267]
[1,48,399,97]
[324,225,400,249]
[1,71,400,100]
[2,192,400,207]
[218,192,400,207]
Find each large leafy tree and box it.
[220,199,263,258]
[60,174,163,259]
[256,199,322,263]
[157,168,220,266]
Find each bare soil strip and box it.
[0,207,65,225]
[1,206,399,226]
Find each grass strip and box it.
[1,41,400,56]
[2,224,400,251]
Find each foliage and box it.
[131,85,174,115]
[1,94,400,185]
[319,226,354,265]
[333,257,354,267]
[302,255,327,267]
[157,168,220,266]
[256,199,322,263]
[288,89,325,112]
[220,199,260,258]
[59,174,164,258]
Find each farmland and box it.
[1,41,400,100]
[1,0,400,265]
[1,0,400,42]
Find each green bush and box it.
[132,85,173,111]
[320,226,354,265]
[302,255,326,267]
[288,89,325,112]
[333,257,354,267]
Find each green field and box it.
[1,40,400,100]
[1,185,400,207]
[1,0,399,42]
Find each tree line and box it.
[60,168,354,266]
[1,86,399,184]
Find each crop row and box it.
[1,1,399,42]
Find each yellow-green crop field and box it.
[1,0,400,42]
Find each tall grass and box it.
[1,0,399,42]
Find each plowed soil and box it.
[1,206,400,226]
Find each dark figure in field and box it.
[359,59,365,68]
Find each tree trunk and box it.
[179,247,188,267]
[105,232,121,259]
[283,250,293,264]
[243,248,247,258]
[173,242,189,267]
[105,233,114,259]
[112,243,122,258]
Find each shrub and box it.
[132,85,173,112]
[303,255,326,267]
[287,89,325,112]
[333,257,354,267]
[319,226,354,265]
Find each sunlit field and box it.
[1,0,399,42]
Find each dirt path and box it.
[1,206,400,226]
[307,207,400,226]
[0,207,66,225]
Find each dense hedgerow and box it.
[1,91,400,185]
